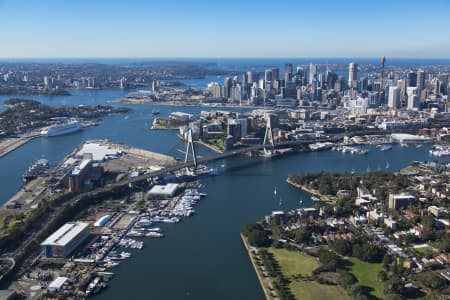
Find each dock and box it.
[0,134,40,158]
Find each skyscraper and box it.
[284,64,293,83]
[309,63,317,84]
[348,62,358,88]
[407,87,420,110]
[223,77,232,99]
[264,69,272,83]
[388,86,401,109]
[417,69,425,91]
[271,68,279,81]
[407,71,417,88]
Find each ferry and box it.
[40,119,83,137]
[151,110,160,116]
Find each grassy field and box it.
[290,280,349,300]
[348,257,383,299]
[267,247,319,276]
[268,247,349,300]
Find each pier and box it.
[0,133,40,158]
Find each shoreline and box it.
[240,233,272,300]
[195,140,224,154]
[286,177,333,202]
[110,98,277,110]
[0,134,40,158]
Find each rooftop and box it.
[41,221,90,247]
[76,142,122,162]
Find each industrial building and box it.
[66,159,104,192]
[148,183,179,198]
[41,221,91,258]
[391,133,432,144]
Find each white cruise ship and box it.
[40,119,83,137]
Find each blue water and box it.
[0,64,449,299]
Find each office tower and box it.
[242,72,248,87]
[223,77,232,99]
[381,56,386,89]
[407,87,420,110]
[207,82,222,98]
[407,71,417,87]
[368,92,380,108]
[264,69,272,83]
[309,63,317,84]
[417,69,425,92]
[271,68,279,81]
[388,86,401,109]
[348,62,358,88]
[359,77,368,92]
[439,74,449,95]
[284,64,293,83]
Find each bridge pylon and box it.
[184,128,198,168]
[262,116,275,154]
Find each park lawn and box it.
[414,245,435,256]
[267,247,319,276]
[290,280,349,300]
[349,257,383,299]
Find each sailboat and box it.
[299,199,303,204]
[274,186,277,196]
[279,197,283,206]
[386,162,389,169]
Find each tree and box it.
[416,272,447,290]
[339,271,356,289]
[242,222,271,247]
[333,239,352,256]
[294,228,311,244]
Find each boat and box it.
[146,232,164,238]
[40,119,83,137]
[151,110,160,116]
[386,162,389,169]
[22,158,49,183]
[299,199,303,204]
[86,277,101,296]
[380,145,392,151]
[309,142,334,151]
[274,186,277,196]
[279,197,283,206]
[311,196,321,202]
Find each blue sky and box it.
[0,0,449,58]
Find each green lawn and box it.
[348,257,383,299]
[290,280,349,300]
[268,247,349,300]
[414,245,435,256]
[267,247,319,276]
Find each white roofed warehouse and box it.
[148,183,179,198]
[41,221,91,258]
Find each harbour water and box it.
[0,68,448,299]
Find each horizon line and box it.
[1,56,450,60]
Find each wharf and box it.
[0,134,40,158]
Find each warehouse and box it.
[148,183,179,198]
[41,221,91,258]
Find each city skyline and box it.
[1,0,450,58]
